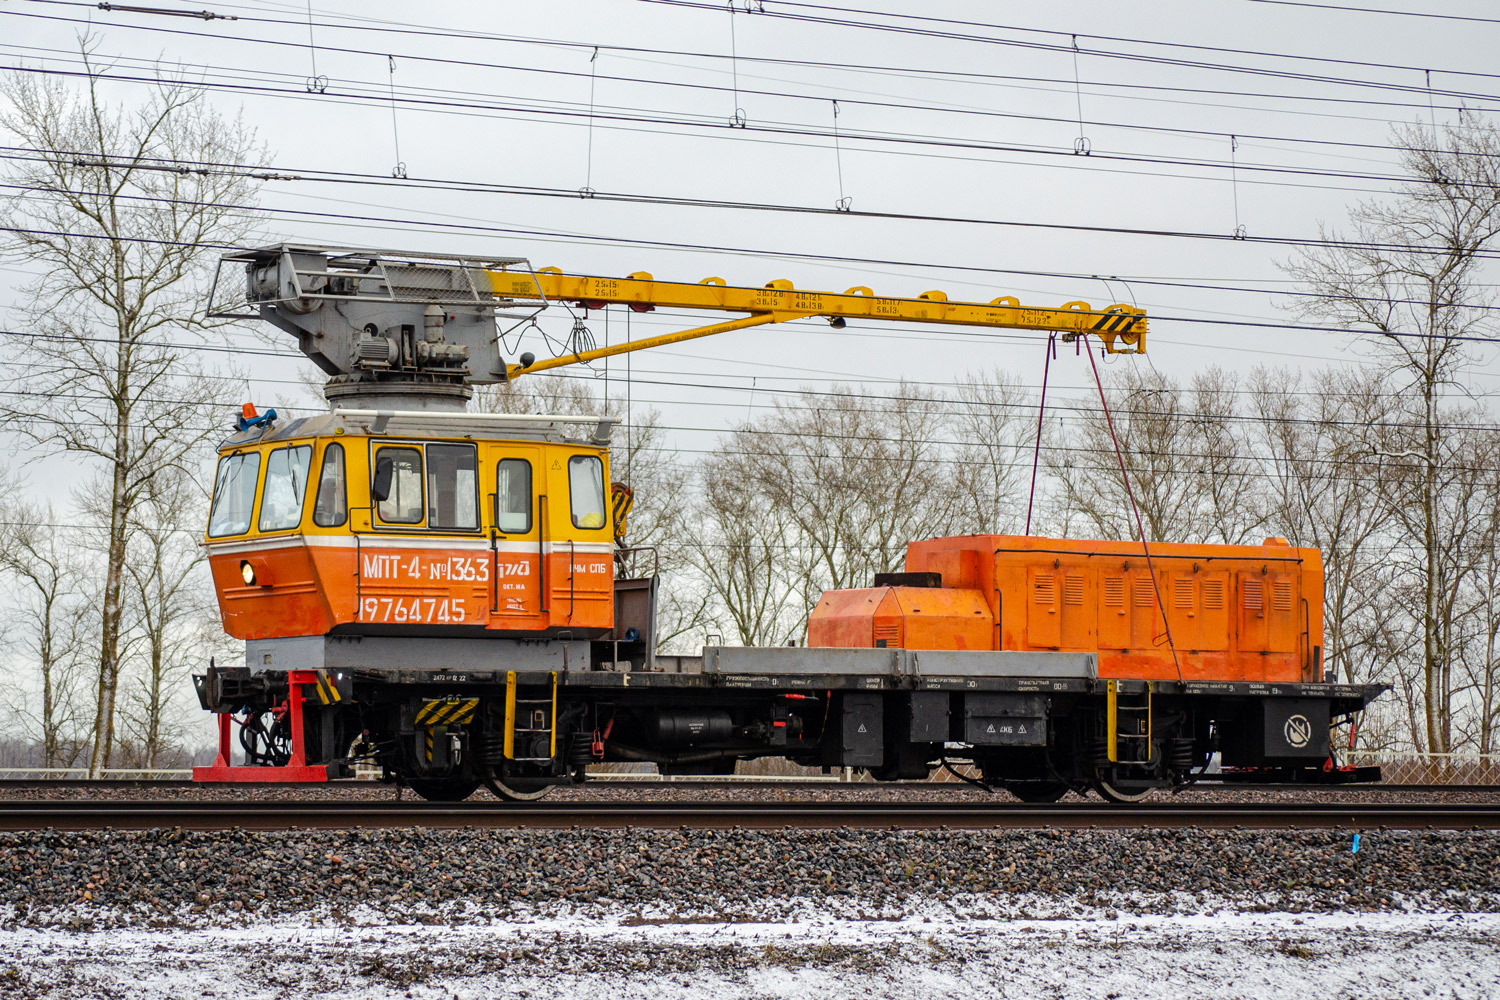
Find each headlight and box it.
[240,560,256,586]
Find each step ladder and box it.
[1106,680,1154,764]
[504,670,558,763]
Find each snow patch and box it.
[4,903,1500,999]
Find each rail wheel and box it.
[406,778,481,802]
[1091,777,1155,804]
[1003,781,1070,803]
[484,776,553,802]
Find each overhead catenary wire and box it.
[6,58,1488,194]
[8,211,1500,358]
[12,156,1500,332]
[631,0,1500,94]
[3,324,1499,447]
[1239,0,1500,26]
[11,8,1495,138]
[6,15,1500,175]
[26,0,1500,94]
[14,164,1497,326]
[11,139,1500,269]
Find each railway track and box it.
[1,799,1497,831]
[1,778,1495,792]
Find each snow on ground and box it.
[4,901,1499,999]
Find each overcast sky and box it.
[4,0,1499,488]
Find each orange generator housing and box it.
[808,534,1324,684]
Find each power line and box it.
[39,0,1500,101]
[13,3,1491,134]
[3,59,1481,193]
[1240,0,1500,25]
[5,159,1493,313]
[631,0,1500,94]
[8,209,1500,351]
[0,29,1478,168]
[2,405,1489,481]
[11,141,1500,269]
[2,327,1497,444]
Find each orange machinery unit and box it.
[808,534,1324,684]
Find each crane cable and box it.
[1024,332,1056,536]
[1083,345,1184,684]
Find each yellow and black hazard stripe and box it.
[313,671,342,706]
[414,697,479,727]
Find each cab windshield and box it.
[208,452,261,537]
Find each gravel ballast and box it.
[1,826,1496,926]
[3,826,1498,998]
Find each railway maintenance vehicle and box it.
[192,245,1383,802]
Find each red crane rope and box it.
[1083,346,1184,684]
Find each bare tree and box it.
[1248,366,1407,750]
[688,455,803,646]
[0,48,264,773]
[1048,367,1267,544]
[113,469,216,768]
[1455,435,1500,757]
[1282,117,1500,755]
[949,369,1032,532]
[1249,368,1395,678]
[0,500,94,768]
[694,385,970,639]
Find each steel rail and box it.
[1,800,1498,831]
[1,778,1496,791]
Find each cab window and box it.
[313,443,347,528]
[375,447,424,524]
[427,443,478,530]
[208,452,261,538]
[568,454,607,530]
[496,458,532,533]
[258,445,312,532]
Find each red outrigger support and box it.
[193,669,330,782]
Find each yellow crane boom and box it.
[483,267,1146,379]
[212,246,1147,394]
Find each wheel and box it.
[1092,777,1156,804]
[1003,781,1070,803]
[484,776,554,802]
[406,778,480,802]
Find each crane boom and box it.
[210,245,1146,410]
[485,267,1145,379]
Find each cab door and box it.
[489,447,544,623]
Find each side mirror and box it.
[371,456,393,503]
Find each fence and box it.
[1344,752,1500,785]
